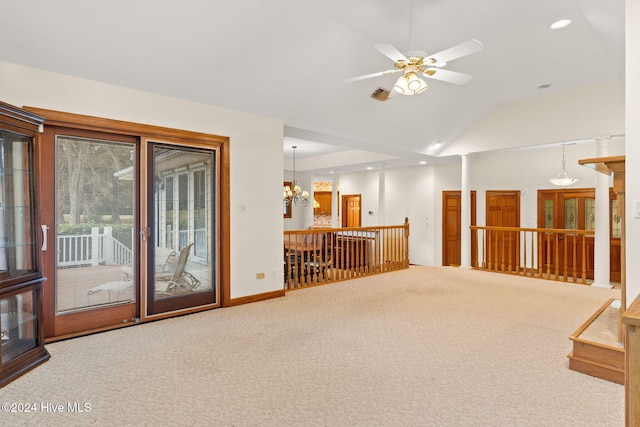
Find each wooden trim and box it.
[0,100,45,133]
[570,299,616,340]
[578,155,625,176]
[220,137,231,307]
[227,289,285,307]
[442,190,477,267]
[45,321,138,343]
[30,107,231,337]
[23,107,228,145]
[141,302,220,322]
[624,295,640,425]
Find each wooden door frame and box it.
[341,194,362,227]
[485,190,521,227]
[38,125,140,339]
[442,190,477,267]
[29,107,230,340]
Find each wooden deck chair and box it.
[156,243,200,295]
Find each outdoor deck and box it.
[56,264,134,313]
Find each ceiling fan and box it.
[348,39,484,97]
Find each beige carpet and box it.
[2,267,624,426]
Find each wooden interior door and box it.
[486,191,520,271]
[538,190,559,275]
[313,191,332,214]
[610,188,622,282]
[342,195,361,227]
[442,191,477,267]
[562,190,595,279]
[538,188,621,282]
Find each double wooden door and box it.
[538,188,620,282]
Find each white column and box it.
[460,154,471,268]
[378,165,386,226]
[592,136,612,288]
[331,173,339,228]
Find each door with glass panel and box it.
[40,127,139,338]
[562,192,595,279]
[146,142,217,316]
[538,189,595,280]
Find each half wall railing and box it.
[470,225,595,284]
[284,219,410,290]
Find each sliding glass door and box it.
[146,142,217,316]
[39,121,223,339]
[40,127,139,338]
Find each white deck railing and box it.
[57,226,133,268]
[58,226,205,268]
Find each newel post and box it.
[404,217,410,267]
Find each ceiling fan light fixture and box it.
[394,71,428,95]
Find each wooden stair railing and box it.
[284,219,409,290]
[471,225,594,284]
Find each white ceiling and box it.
[0,0,625,175]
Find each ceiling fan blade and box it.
[374,44,408,63]
[427,39,484,64]
[423,68,473,85]
[346,69,400,82]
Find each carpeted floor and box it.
[2,266,624,426]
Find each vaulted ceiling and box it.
[0,0,625,174]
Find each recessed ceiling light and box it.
[550,19,572,30]
[366,166,373,170]
[419,161,427,165]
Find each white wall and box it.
[338,139,624,267]
[444,79,625,156]
[0,61,284,299]
[626,0,640,305]
[339,170,380,227]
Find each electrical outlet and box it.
[256,272,265,280]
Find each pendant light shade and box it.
[549,143,580,186]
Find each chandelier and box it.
[549,143,580,186]
[283,145,309,206]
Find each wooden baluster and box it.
[512,229,516,273]
[562,232,567,282]
[404,219,409,268]
[500,230,505,272]
[537,232,542,278]
[531,231,536,278]
[482,229,486,269]
[374,230,380,273]
[522,231,527,276]
[554,234,560,280]
[547,232,551,279]
[581,232,587,285]
[573,234,584,283]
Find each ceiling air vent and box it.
[371,87,391,102]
